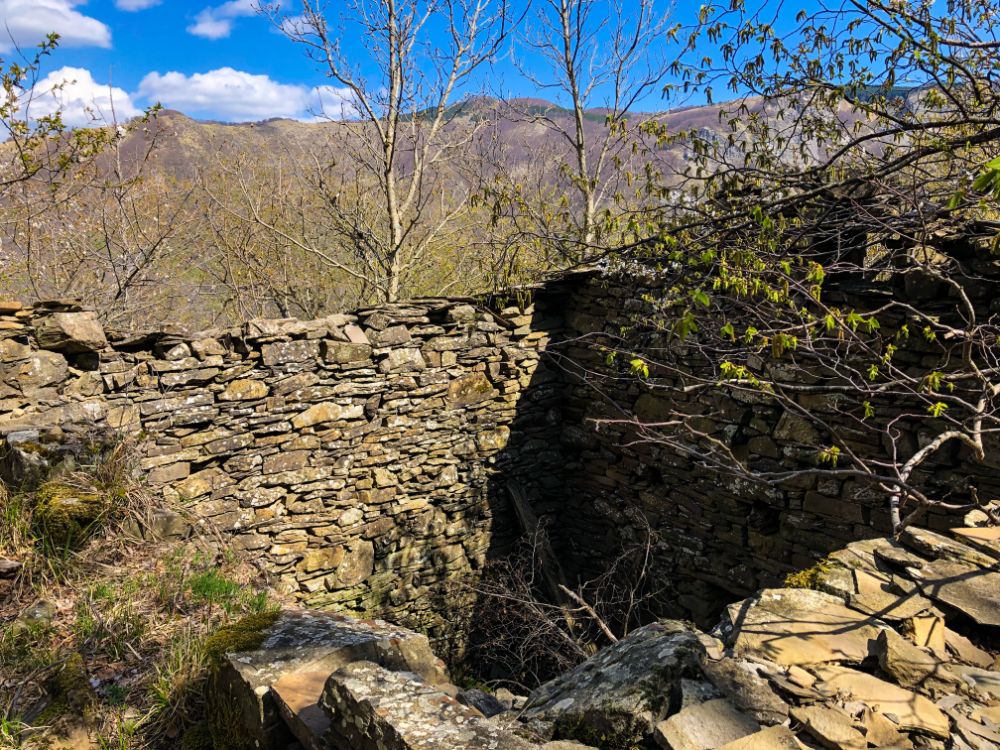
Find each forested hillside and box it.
[0,98,687,330]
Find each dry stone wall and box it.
[531,270,1000,624]
[0,297,563,640]
[4,267,995,633]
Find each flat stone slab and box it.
[874,629,958,690]
[729,589,885,666]
[950,527,1000,559]
[826,538,898,572]
[809,665,950,739]
[944,627,993,668]
[790,705,865,750]
[848,569,935,621]
[914,559,1000,627]
[715,726,800,750]
[654,698,759,750]
[322,661,536,749]
[900,527,995,569]
[273,671,330,750]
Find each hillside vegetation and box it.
[0,438,281,749]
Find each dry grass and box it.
[0,438,282,749]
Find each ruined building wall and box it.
[531,270,1000,623]
[0,297,565,640]
[3,266,996,632]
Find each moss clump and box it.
[180,721,214,750]
[784,559,832,589]
[34,652,98,727]
[33,481,105,548]
[203,610,281,668]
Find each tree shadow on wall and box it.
[452,273,686,688]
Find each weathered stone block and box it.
[379,348,426,373]
[291,403,342,429]
[220,378,269,400]
[476,426,510,452]
[12,351,69,391]
[323,661,535,750]
[34,311,107,353]
[147,461,191,484]
[299,546,345,574]
[139,393,213,416]
[205,433,254,454]
[262,340,321,366]
[167,467,232,500]
[802,492,863,524]
[210,610,451,750]
[264,450,310,474]
[323,341,372,364]
[336,540,375,586]
[446,372,495,406]
[372,325,411,346]
[773,412,820,444]
[0,338,31,361]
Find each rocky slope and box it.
[212,523,998,750]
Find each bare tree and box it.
[486,0,675,264]
[465,520,669,689]
[1,107,196,330]
[245,0,514,303]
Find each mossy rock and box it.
[203,610,282,668]
[34,652,98,726]
[33,481,106,548]
[201,611,283,750]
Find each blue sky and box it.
[8,1,822,126]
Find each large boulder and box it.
[520,621,706,749]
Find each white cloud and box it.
[138,67,355,122]
[310,85,360,120]
[0,0,111,52]
[29,66,141,127]
[187,0,257,39]
[116,0,161,10]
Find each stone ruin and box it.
[209,522,998,750]
[1,272,999,749]
[6,272,997,631]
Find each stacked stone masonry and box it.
[532,270,1000,624]
[2,268,995,630]
[0,297,561,638]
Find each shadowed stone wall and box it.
[529,269,1000,623]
